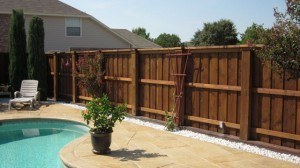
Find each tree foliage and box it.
[240,23,267,44]
[258,0,300,78]
[132,27,152,41]
[9,9,27,95]
[28,16,47,100]
[154,33,181,48]
[191,19,239,46]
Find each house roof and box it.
[0,0,160,49]
[0,0,135,46]
[0,0,89,17]
[112,29,162,48]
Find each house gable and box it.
[0,0,136,52]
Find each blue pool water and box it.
[0,119,89,168]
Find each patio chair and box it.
[8,80,40,110]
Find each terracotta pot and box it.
[89,131,112,154]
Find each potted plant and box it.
[82,94,126,154]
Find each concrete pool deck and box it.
[0,101,299,168]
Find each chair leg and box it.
[30,100,33,110]
[8,101,11,111]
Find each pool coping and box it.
[1,103,299,167]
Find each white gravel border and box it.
[61,102,300,164]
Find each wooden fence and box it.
[44,45,299,149]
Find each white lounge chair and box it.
[8,80,40,110]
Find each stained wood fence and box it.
[44,45,299,149]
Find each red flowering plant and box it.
[76,52,105,98]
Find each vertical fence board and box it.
[156,54,163,120]
[112,55,118,102]
[209,53,219,132]
[218,53,228,128]
[192,54,200,128]
[144,55,150,117]
[108,54,114,100]
[117,55,122,103]
[271,68,283,145]
[185,54,193,126]
[162,54,170,114]
[237,53,242,136]
[127,52,133,114]
[260,62,271,143]
[150,55,157,119]
[251,55,261,140]
[227,52,238,135]
[200,54,209,130]
[72,52,77,103]
[139,54,145,116]
[122,54,129,105]
[282,73,297,148]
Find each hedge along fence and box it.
[45,45,300,149]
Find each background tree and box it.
[240,23,267,44]
[27,16,47,100]
[191,19,239,46]
[154,33,181,48]
[258,0,300,78]
[9,9,27,95]
[132,27,152,41]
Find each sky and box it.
[60,0,287,42]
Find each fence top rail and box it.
[101,49,132,53]
[44,44,264,56]
[137,47,182,54]
[186,44,263,50]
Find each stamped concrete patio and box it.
[0,101,298,168]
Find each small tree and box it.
[28,16,47,100]
[258,0,300,78]
[191,19,239,46]
[76,52,105,98]
[154,33,181,48]
[9,9,27,95]
[132,27,152,41]
[240,23,267,44]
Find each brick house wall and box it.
[0,14,10,53]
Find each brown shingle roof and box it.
[112,29,162,49]
[0,0,89,17]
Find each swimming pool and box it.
[0,119,89,168]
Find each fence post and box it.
[71,51,77,103]
[240,48,252,140]
[53,52,58,101]
[130,49,138,116]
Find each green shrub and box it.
[258,0,300,78]
[82,94,127,133]
[27,16,47,100]
[165,111,175,131]
[9,9,27,95]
